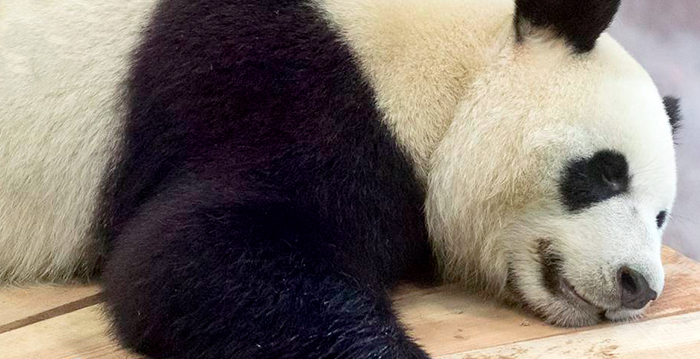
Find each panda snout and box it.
[617,266,657,310]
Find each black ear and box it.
[515,0,621,53]
[663,96,682,136]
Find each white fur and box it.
[1,0,679,328]
[321,0,677,326]
[0,0,156,283]
[427,32,676,326]
[316,0,514,179]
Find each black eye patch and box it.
[559,150,630,212]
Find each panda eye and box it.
[656,211,668,228]
[559,150,630,212]
[602,172,623,192]
[599,156,628,191]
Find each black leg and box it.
[103,189,430,359]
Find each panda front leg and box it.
[102,190,429,359]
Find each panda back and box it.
[103,0,432,285]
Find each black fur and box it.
[515,0,621,53]
[101,0,433,358]
[663,96,682,136]
[538,239,564,296]
[656,210,667,228]
[559,150,630,212]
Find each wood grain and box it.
[0,285,101,334]
[439,311,700,359]
[0,246,698,358]
[394,246,700,357]
[0,305,139,359]
[647,247,700,317]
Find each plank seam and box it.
[0,293,104,334]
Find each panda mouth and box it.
[560,277,601,310]
[538,239,604,312]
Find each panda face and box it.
[508,35,677,326]
[319,0,678,327]
[428,29,678,326]
[508,147,674,326]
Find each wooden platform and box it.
[2,247,699,359]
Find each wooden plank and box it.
[438,311,700,359]
[0,285,101,334]
[647,247,700,317]
[394,246,700,357]
[6,300,700,359]
[0,246,697,358]
[0,305,139,359]
[396,284,574,357]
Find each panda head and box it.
[427,0,682,327]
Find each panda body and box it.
[0,0,156,282]
[0,0,681,358]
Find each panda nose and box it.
[618,266,657,310]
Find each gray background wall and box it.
[610,0,699,260]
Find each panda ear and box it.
[663,96,682,139]
[514,0,621,53]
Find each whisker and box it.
[669,213,698,225]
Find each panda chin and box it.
[549,278,607,327]
[505,267,604,327]
[604,307,646,323]
[524,281,603,327]
[531,270,649,327]
[539,300,602,328]
[559,293,648,326]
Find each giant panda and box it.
[0,0,683,358]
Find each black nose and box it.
[618,266,657,310]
